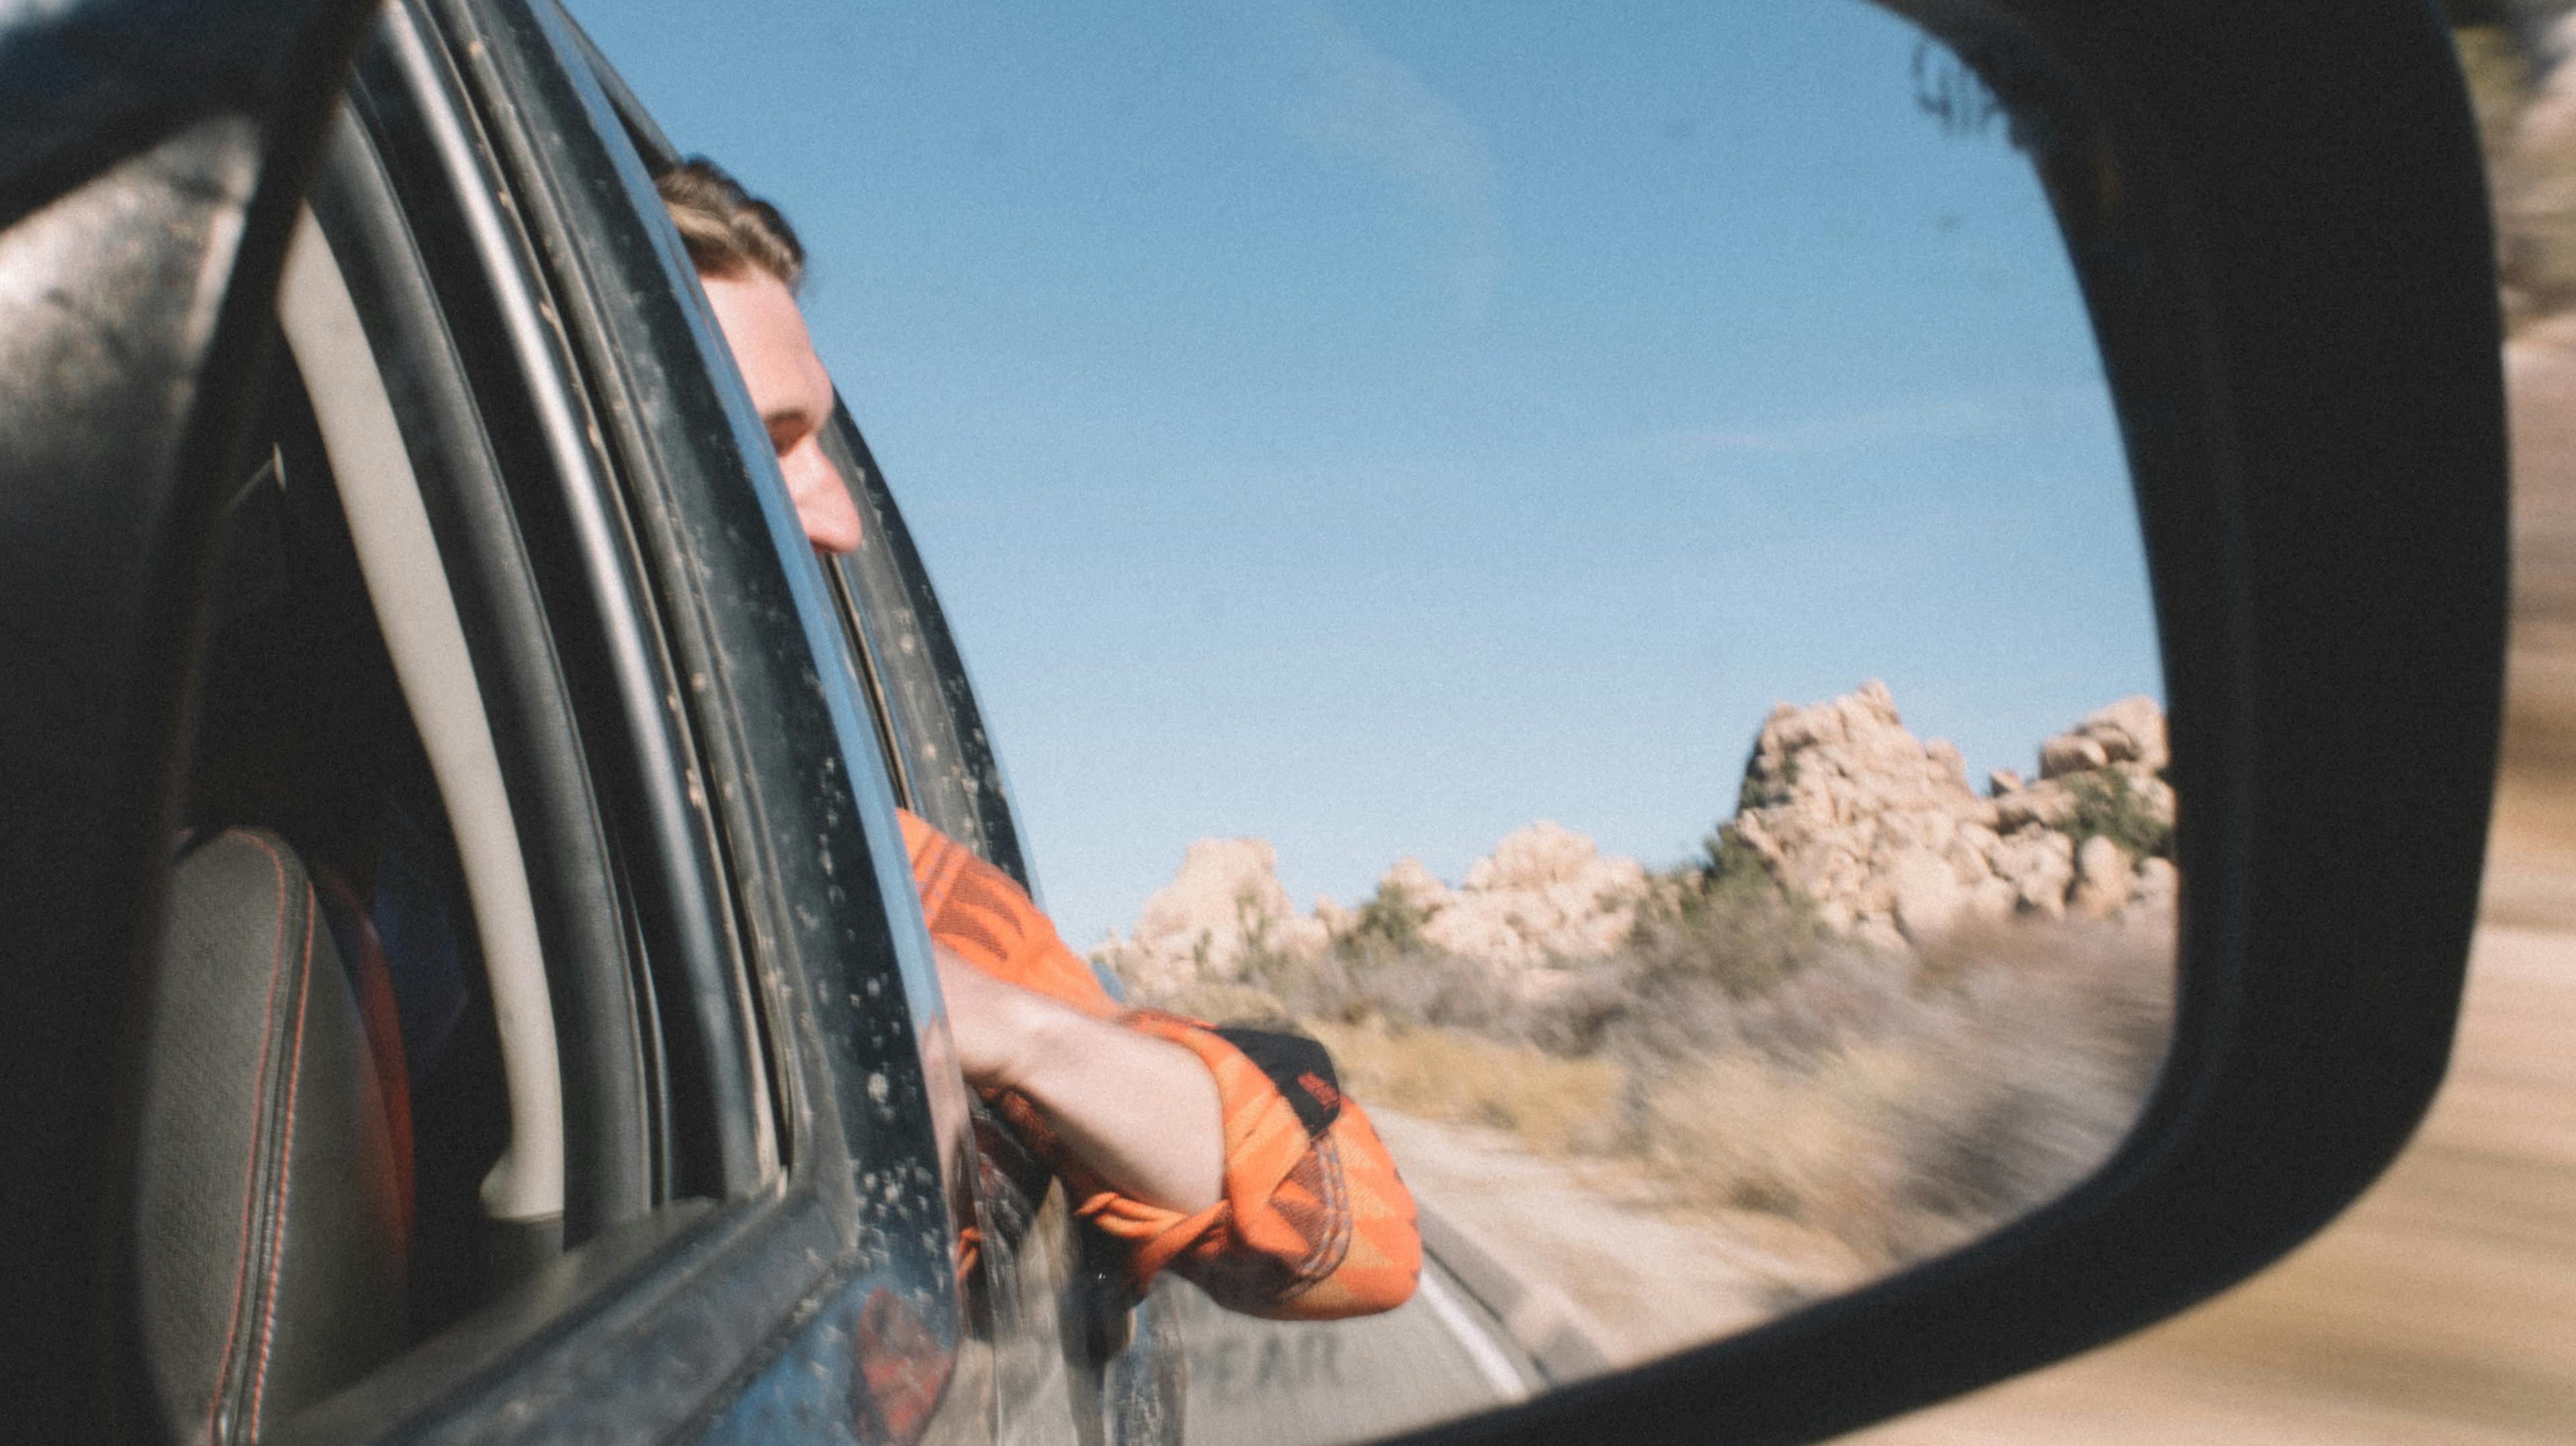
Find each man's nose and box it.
[785,445,863,555]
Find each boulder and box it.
[1888,849,1966,944]
[2078,696,2169,773]
[1381,857,1455,914]
[1723,684,2171,946]
[1421,821,1648,971]
[1990,829,2076,920]
[2070,835,2133,918]
[1994,783,2074,833]
[2134,856,2180,910]
[2039,733,2110,779]
[1093,836,1324,996]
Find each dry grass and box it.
[1303,1021,1625,1157]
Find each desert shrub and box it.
[2061,769,2173,860]
[1229,930,1513,1034]
[1629,1046,1923,1253]
[1128,837,2175,1279]
[1595,917,2174,1274]
[1347,878,1431,952]
[1521,855,1850,1060]
[1148,978,1299,1031]
[1892,922,2174,1225]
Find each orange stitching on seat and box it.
[245,882,317,1441]
[203,831,292,1446]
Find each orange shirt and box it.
[898,810,1419,1320]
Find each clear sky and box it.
[568,0,2157,948]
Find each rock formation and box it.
[1411,821,1648,973]
[1093,820,1647,997]
[1722,683,2173,950]
[1091,836,1329,999]
[1094,682,2177,995]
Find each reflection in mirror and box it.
[582,0,2168,1441]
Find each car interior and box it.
[123,88,942,1423]
[133,213,574,1437]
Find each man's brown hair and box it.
[657,156,805,291]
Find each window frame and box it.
[268,0,994,1437]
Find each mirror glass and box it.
[581,1,2171,1439]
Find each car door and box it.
[6,0,1024,1439]
[289,0,1020,1438]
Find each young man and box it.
[659,160,1417,1320]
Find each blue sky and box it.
[570,1,2157,946]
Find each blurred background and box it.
[1842,5,2576,1440]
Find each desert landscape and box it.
[1100,680,2180,1335]
[1136,17,2576,1442]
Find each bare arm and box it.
[934,945,1224,1215]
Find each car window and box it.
[334,5,780,1213]
[337,4,992,1442]
[146,257,580,1433]
[127,11,833,1431]
[179,317,513,1368]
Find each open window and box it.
[140,262,548,1436]
[123,15,796,1431]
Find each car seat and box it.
[129,828,412,1443]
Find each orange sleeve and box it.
[898,810,1419,1319]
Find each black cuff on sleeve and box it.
[1212,1027,1343,1139]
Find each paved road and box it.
[1167,1103,1842,1446]
[1169,1249,1538,1446]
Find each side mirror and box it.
[1415,0,2505,1438]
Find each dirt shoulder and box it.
[1837,897,2576,1445]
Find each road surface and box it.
[1167,1242,1540,1446]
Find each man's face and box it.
[702,268,863,555]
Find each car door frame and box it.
[283,1,1007,1441]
